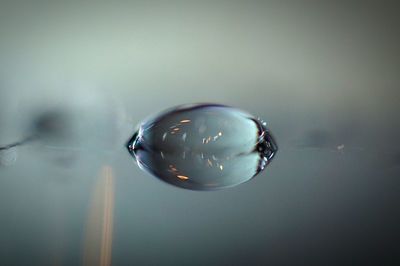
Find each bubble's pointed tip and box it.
[126,131,139,154]
[255,118,278,163]
[266,132,278,159]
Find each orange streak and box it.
[100,167,114,266]
[83,166,115,266]
[177,175,189,180]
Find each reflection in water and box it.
[127,104,278,190]
[83,166,114,266]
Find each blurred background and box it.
[0,1,399,265]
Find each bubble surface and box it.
[127,104,278,190]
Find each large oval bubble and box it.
[127,104,277,190]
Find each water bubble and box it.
[127,104,278,190]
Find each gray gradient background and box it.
[0,1,399,265]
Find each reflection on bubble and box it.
[127,104,278,190]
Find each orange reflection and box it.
[177,175,189,180]
[83,166,115,266]
[180,119,191,123]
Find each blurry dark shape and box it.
[0,110,71,161]
[127,104,277,190]
[0,135,36,151]
[32,110,72,141]
[0,146,17,166]
[0,110,76,169]
[0,135,37,167]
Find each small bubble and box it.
[127,104,278,190]
[337,144,345,151]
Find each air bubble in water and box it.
[127,104,277,190]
